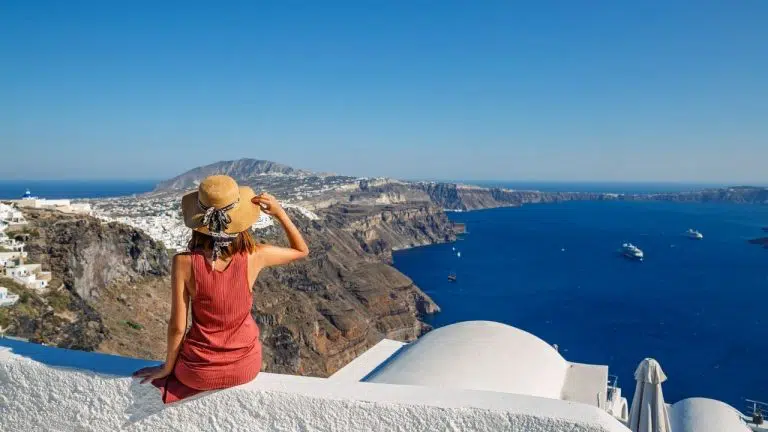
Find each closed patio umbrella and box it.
[629,358,672,432]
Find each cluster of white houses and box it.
[90,197,317,252]
[0,200,54,307]
[8,189,92,215]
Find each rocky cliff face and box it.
[418,183,768,210]
[250,204,448,376]
[327,204,455,258]
[3,209,170,352]
[623,186,768,204]
[21,209,170,302]
[417,182,617,210]
[8,204,450,377]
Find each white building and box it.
[68,202,93,215]
[0,251,24,268]
[6,210,26,225]
[7,189,92,215]
[0,287,19,307]
[361,320,627,417]
[0,204,17,221]
[4,264,49,291]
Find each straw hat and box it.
[181,175,260,235]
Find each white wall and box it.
[0,345,631,432]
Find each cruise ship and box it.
[686,229,704,239]
[620,243,644,261]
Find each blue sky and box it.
[1,1,766,182]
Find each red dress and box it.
[152,252,262,403]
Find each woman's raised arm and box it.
[251,193,309,268]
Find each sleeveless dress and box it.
[152,251,262,403]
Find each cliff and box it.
[248,204,448,375]
[2,209,170,352]
[20,209,170,302]
[419,183,768,211]
[625,186,768,205]
[6,204,450,376]
[417,182,617,210]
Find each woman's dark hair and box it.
[188,230,257,259]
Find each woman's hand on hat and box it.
[252,193,285,217]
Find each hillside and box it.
[157,159,768,211]
[9,202,452,375]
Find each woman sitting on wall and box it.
[133,175,309,403]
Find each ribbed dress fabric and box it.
[152,251,261,403]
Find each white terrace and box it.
[0,321,752,432]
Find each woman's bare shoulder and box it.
[171,252,194,271]
[247,243,271,262]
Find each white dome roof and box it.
[365,321,569,399]
[669,398,751,432]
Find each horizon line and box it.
[0,178,767,187]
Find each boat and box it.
[685,229,704,240]
[447,273,457,282]
[457,251,461,258]
[620,243,644,261]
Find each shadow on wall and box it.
[0,338,158,376]
[123,380,225,427]
[0,339,224,426]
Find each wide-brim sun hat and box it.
[181,175,260,235]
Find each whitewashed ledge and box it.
[0,342,629,432]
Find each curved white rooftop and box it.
[669,397,752,432]
[364,321,570,399]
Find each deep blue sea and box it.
[0,180,156,199]
[393,199,768,408]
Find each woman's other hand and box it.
[251,193,285,217]
[133,364,172,384]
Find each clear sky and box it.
[1,1,766,182]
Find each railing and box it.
[744,399,768,426]
[606,374,619,401]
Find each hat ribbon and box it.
[198,198,240,261]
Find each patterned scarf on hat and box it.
[198,198,239,261]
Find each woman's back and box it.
[176,251,261,390]
[134,178,308,404]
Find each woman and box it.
[133,175,308,403]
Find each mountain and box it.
[154,159,316,191]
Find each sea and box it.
[393,189,768,409]
[1,179,766,409]
[0,180,156,200]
